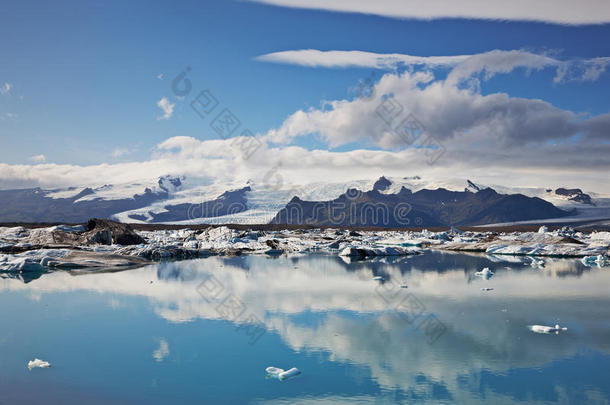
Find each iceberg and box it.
[265,366,301,381]
[28,358,51,370]
[581,254,608,267]
[474,267,494,279]
[529,324,568,334]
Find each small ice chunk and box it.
[266,366,301,381]
[538,225,548,233]
[28,358,51,370]
[475,267,494,279]
[372,276,384,281]
[529,324,567,334]
[278,368,301,380]
[266,366,283,375]
[581,255,607,267]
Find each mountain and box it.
[271,181,571,227]
[130,186,250,223]
[550,188,594,205]
[0,175,604,226]
[0,184,169,223]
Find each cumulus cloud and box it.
[250,0,610,25]
[1,130,610,194]
[156,97,174,120]
[263,70,584,148]
[29,154,46,163]
[262,49,610,151]
[1,49,609,193]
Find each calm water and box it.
[1,252,609,404]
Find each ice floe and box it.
[1,222,609,272]
[475,267,494,279]
[266,366,301,381]
[28,358,51,370]
[529,324,568,334]
[581,254,608,267]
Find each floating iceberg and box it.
[581,255,608,267]
[529,324,567,334]
[475,267,494,279]
[265,366,301,381]
[28,358,51,370]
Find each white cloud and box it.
[156,97,174,120]
[29,154,46,163]
[256,49,471,69]
[263,69,583,148]
[112,147,131,158]
[0,82,11,95]
[157,73,164,80]
[1,49,609,194]
[1,129,609,194]
[250,0,610,25]
[257,49,610,83]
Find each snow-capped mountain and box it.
[0,175,608,226]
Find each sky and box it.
[1,0,609,192]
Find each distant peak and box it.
[372,176,392,192]
[465,179,493,193]
[554,187,594,205]
[466,180,481,192]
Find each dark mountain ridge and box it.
[271,180,571,227]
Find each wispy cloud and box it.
[250,0,610,25]
[156,97,174,120]
[112,147,131,158]
[256,50,471,69]
[0,112,17,121]
[157,73,164,80]
[256,49,610,83]
[0,82,11,95]
[29,154,46,163]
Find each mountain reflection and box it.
[2,251,609,403]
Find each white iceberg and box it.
[581,254,607,267]
[474,267,494,279]
[28,358,51,370]
[265,366,301,381]
[529,324,567,334]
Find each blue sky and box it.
[1,0,609,191]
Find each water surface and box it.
[1,252,609,404]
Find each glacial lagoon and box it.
[1,251,609,404]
